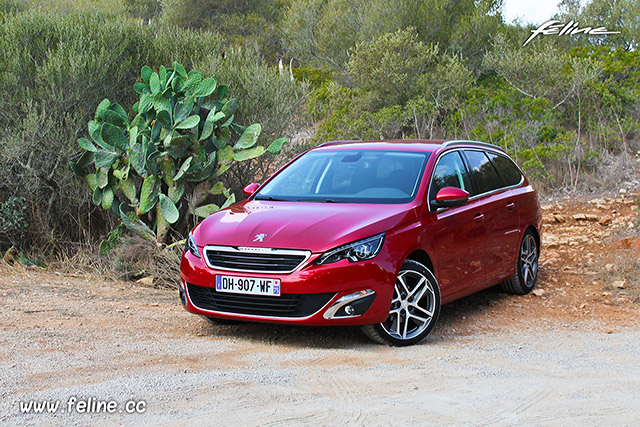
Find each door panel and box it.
[463,150,522,283]
[427,151,485,296]
[479,191,521,282]
[432,199,486,296]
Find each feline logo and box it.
[524,20,620,46]
[253,233,267,242]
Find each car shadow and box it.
[198,283,522,349]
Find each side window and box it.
[463,150,502,195]
[430,151,471,201]
[487,153,523,187]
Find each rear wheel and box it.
[362,259,440,346]
[501,229,539,294]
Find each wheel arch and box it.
[524,224,540,249]
[405,249,434,272]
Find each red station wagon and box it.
[180,140,542,345]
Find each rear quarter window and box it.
[463,150,502,195]
[487,153,523,187]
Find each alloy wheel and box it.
[380,269,436,340]
[519,233,538,288]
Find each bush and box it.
[0,10,305,251]
[195,47,308,192]
[0,11,156,248]
[0,196,27,250]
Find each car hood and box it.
[193,200,417,252]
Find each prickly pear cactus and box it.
[70,62,288,246]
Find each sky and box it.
[501,0,562,24]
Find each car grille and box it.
[203,246,310,273]
[186,283,334,318]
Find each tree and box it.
[347,29,439,106]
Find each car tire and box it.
[205,316,241,325]
[362,259,441,346]
[501,229,539,295]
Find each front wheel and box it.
[362,259,441,346]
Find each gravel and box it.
[1,265,639,425]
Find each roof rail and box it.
[318,140,361,147]
[442,140,506,152]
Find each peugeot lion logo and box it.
[253,233,267,242]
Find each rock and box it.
[612,280,626,289]
[605,264,615,272]
[553,214,566,223]
[585,214,599,222]
[621,238,640,250]
[579,303,587,309]
[543,214,556,223]
[598,215,612,226]
[573,213,587,221]
[532,288,545,297]
[136,276,155,286]
[619,188,627,194]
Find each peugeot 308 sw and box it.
[180,140,542,345]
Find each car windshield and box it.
[254,149,430,204]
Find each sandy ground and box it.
[1,193,639,426]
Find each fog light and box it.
[323,289,376,319]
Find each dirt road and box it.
[1,193,639,425]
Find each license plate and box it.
[215,275,281,297]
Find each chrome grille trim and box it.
[203,245,312,274]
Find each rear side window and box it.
[430,151,471,201]
[487,153,523,187]
[463,150,502,195]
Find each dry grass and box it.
[3,235,182,289]
[595,247,640,304]
[593,202,640,304]
[112,236,181,288]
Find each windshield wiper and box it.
[254,196,286,201]
[296,198,340,203]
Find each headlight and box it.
[316,233,385,265]
[185,232,201,258]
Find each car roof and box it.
[314,139,505,153]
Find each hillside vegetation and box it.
[0,0,638,263]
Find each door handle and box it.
[473,213,485,223]
[505,202,515,210]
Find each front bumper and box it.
[179,249,397,326]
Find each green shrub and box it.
[0,196,27,249]
[195,47,308,192]
[0,10,303,250]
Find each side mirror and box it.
[434,187,469,208]
[242,182,260,196]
